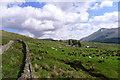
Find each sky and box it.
[0,0,119,40]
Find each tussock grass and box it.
[2,41,24,78]
[2,30,119,79]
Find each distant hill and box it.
[2,30,119,50]
[80,28,120,44]
[41,38,56,41]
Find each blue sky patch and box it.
[88,2,118,19]
[19,2,46,8]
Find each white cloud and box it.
[91,0,113,10]
[0,1,117,40]
[39,23,97,40]
[100,0,113,8]
[1,3,89,39]
[49,1,96,22]
[0,0,25,2]
[20,31,35,38]
[0,0,25,9]
[91,3,99,10]
[89,11,118,28]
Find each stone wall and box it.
[0,40,14,54]
[17,40,32,80]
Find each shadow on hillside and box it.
[66,60,109,80]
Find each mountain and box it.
[80,28,120,44]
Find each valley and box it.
[1,30,120,79]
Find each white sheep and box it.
[88,56,92,58]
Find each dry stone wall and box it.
[17,40,32,80]
[0,40,14,54]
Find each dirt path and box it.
[0,40,14,54]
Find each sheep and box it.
[88,56,92,58]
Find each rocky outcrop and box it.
[0,40,14,54]
[17,40,32,80]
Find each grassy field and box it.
[1,30,120,79]
[2,41,24,78]
[28,40,119,79]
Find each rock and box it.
[34,64,39,69]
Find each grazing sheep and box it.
[86,46,90,48]
[100,56,104,59]
[51,47,55,49]
[88,56,92,58]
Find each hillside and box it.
[1,30,119,79]
[80,28,119,44]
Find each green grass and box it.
[2,30,120,79]
[31,55,93,78]
[0,30,1,79]
[81,41,119,50]
[2,41,24,78]
[28,40,119,79]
